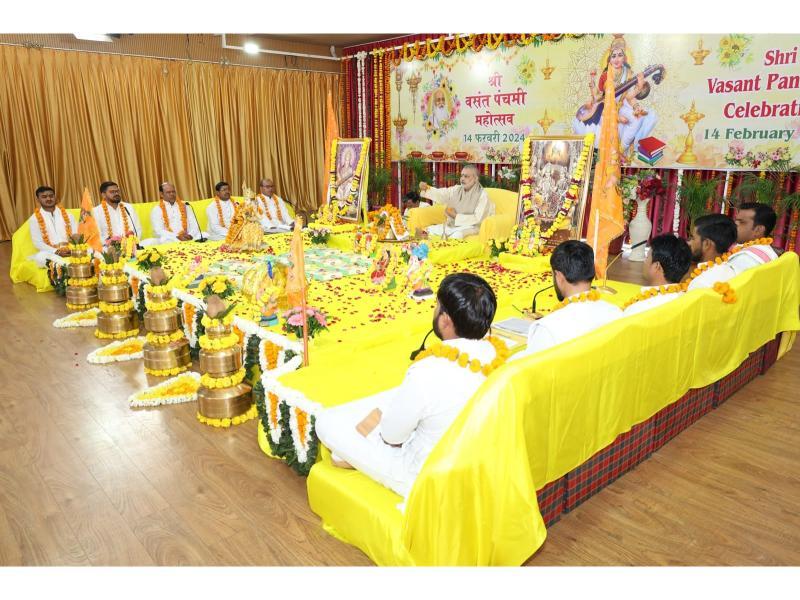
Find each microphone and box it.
[409,328,435,361]
[121,204,143,249]
[531,284,555,315]
[184,201,207,242]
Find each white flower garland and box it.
[128,371,201,408]
[259,374,323,420]
[53,307,99,328]
[87,336,146,364]
[674,169,683,234]
[289,405,314,464]
[356,51,368,137]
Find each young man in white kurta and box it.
[206,182,237,241]
[256,178,293,232]
[27,186,77,267]
[91,181,153,246]
[729,202,780,275]
[514,240,622,359]
[315,273,501,498]
[150,181,201,244]
[686,214,738,291]
[418,164,494,239]
[624,234,692,317]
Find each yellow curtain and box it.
[0,45,339,240]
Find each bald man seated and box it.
[255,178,293,232]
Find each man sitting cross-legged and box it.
[315,273,508,498]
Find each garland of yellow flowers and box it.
[101,200,131,237]
[101,273,128,285]
[622,284,685,310]
[99,260,125,272]
[511,133,594,256]
[146,330,185,345]
[145,296,178,312]
[68,276,99,287]
[199,331,239,351]
[67,301,99,311]
[96,327,139,340]
[99,300,134,313]
[413,336,509,377]
[145,365,188,377]
[549,289,601,313]
[35,206,73,247]
[256,194,278,221]
[200,367,246,389]
[159,199,188,233]
[196,404,257,428]
[69,254,92,265]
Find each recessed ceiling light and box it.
[73,33,114,43]
[243,42,260,55]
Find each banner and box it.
[389,34,800,170]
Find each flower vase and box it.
[628,197,652,262]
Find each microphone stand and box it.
[410,328,435,361]
[121,204,144,249]
[529,284,555,319]
[184,201,206,242]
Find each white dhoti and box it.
[29,251,65,268]
[425,224,477,239]
[315,390,414,498]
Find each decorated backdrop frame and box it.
[327,137,372,224]
[515,135,594,241]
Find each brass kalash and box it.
[142,267,191,375]
[197,295,251,420]
[96,249,139,338]
[65,235,99,311]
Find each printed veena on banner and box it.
[389,34,800,169]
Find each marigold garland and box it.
[413,336,509,377]
[200,367,246,389]
[99,300,134,313]
[146,330,185,345]
[87,336,145,364]
[684,238,772,292]
[159,199,188,233]
[95,327,139,340]
[623,284,685,310]
[145,297,178,312]
[713,281,738,304]
[69,255,92,265]
[99,260,125,272]
[101,274,128,285]
[128,372,200,408]
[201,313,234,328]
[199,332,239,351]
[551,289,601,312]
[67,301,99,311]
[144,364,190,377]
[196,404,257,428]
[101,200,131,237]
[68,276,99,287]
[34,206,73,247]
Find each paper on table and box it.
[493,317,534,337]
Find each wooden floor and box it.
[1,240,798,566]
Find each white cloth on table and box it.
[686,261,737,291]
[623,286,684,317]
[27,209,77,267]
[315,337,499,498]
[420,184,493,238]
[205,199,237,241]
[149,201,201,244]
[727,244,778,275]
[512,296,623,360]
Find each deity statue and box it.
[225,185,265,252]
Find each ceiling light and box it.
[243,42,260,55]
[73,33,114,43]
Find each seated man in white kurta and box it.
[255,178,293,232]
[206,181,238,241]
[418,164,494,239]
[149,181,202,244]
[92,181,154,246]
[513,241,622,360]
[686,214,738,290]
[28,185,78,267]
[315,273,505,498]
[729,202,780,275]
[624,234,691,317]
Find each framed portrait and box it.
[327,137,371,223]
[515,135,594,241]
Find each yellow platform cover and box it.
[307,253,800,565]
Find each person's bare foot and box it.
[331,456,354,469]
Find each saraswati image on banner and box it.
[390,34,800,170]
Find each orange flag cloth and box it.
[587,67,626,280]
[77,187,103,253]
[322,89,339,207]
[285,216,307,308]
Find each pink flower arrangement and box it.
[282,306,328,339]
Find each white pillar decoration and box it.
[722,171,731,214]
[673,169,684,234]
